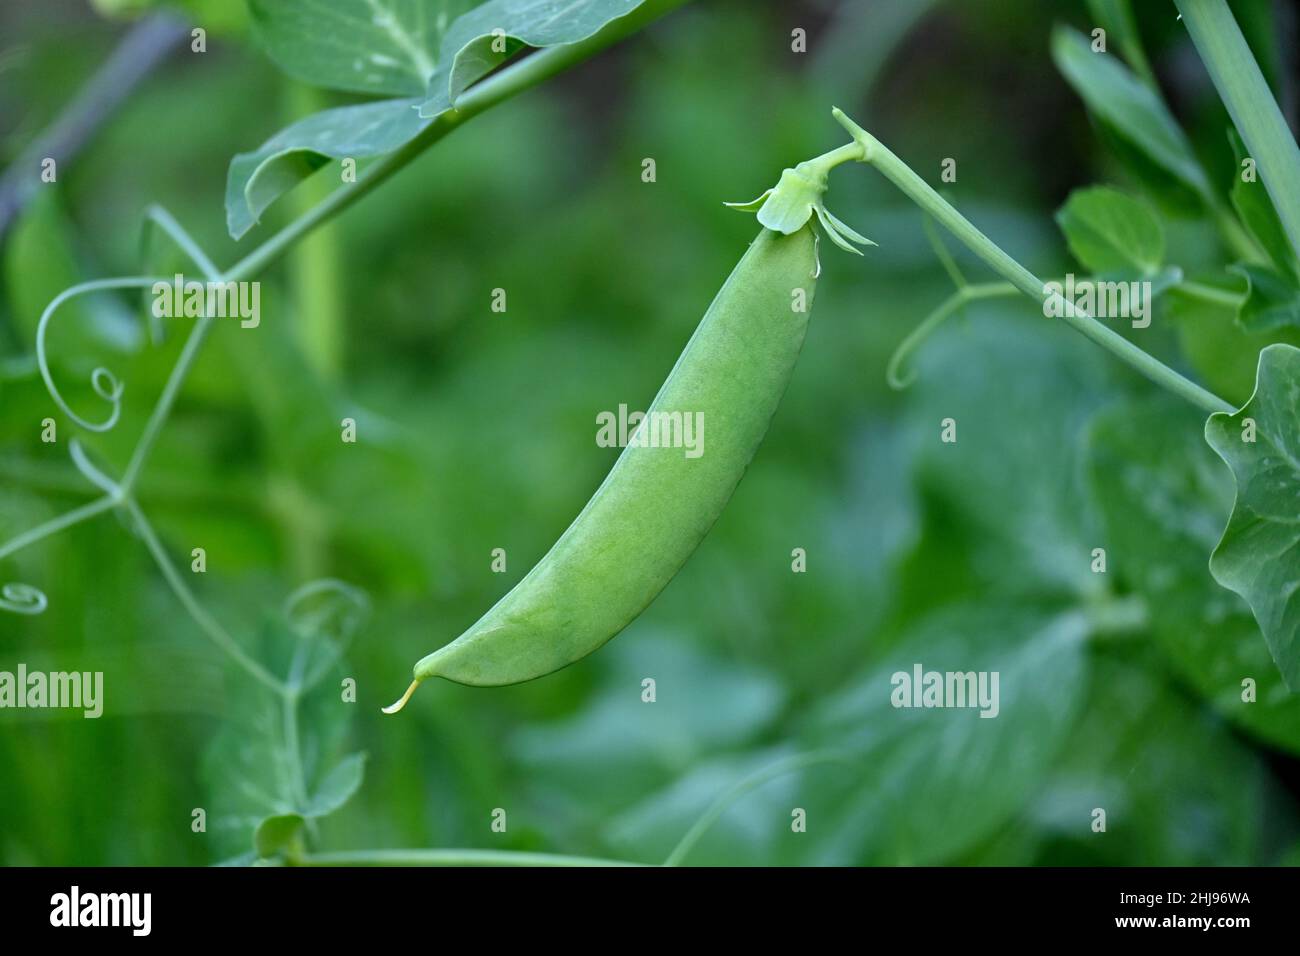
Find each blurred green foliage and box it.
[1,0,1297,866]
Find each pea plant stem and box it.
[124,497,283,693]
[887,282,1017,389]
[221,0,691,286]
[1175,0,1300,267]
[129,0,696,502]
[831,109,1235,416]
[103,7,691,561]
[890,274,1248,390]
[2,0,690,696]
[0,3,695,863]
[119,316,216,497]
[1171,280,1245,310]
[0,496,116,563]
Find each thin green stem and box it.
[296,849,642,867]
[119,316,216,496]
[0,496,115,562]
[886,282,1017,389]
[1176,0,1300,267]
[119,207,220,496]
[143,204,221,279]
[833,109,1235,416]
[803,141,870,178]
[287,83,346,382]
[4,0,690,690]
[222,0,690,286]
[281,687,318,840]
[924,215,968,289]
[282,638,314,830]
[124,497,283,693]
[1172,280,1246,310]
[67,0,693,503]
[892,274,1242,390]
[1115,3,1158,90]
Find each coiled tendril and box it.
[0,583,48,615]
[284,578,371,642]
[283,579,371,692]
[36,276,167,433]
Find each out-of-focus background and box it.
[1,0,1298,866]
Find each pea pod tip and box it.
[381,678,422,715]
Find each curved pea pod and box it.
[385,224,818,706]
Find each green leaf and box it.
[225,0,655,238]
[1230,263,1300,332]
[225,97,427,239]
[1204,344,1300,689]
[1020,649,1268,865]
[1051,25,1212,203]
[247,0,477,96]
[1228,128,1298,280]
[1084,0,1154,83]
[253,813,305,859]
[1176,0,1300,278]
[1056,185,1165,275]
[303,752,367,817]
[1169,275,1300,406]
[796,605,1089,864]
[202,603,367,858]
[417,0,653,117]
[1086,397,1300,753]
[908,311,1111,597]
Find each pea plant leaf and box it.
[1228,128,1298,280]
[1204,344,1300,690]
[1022,650,1267,865]
[253,814,307,859]
[1051,25,1213,204]
[1230,263,1300,333]
[226,0,485,239]
[302,752,367,817]
[1083,0,1153,83]
[247,0,477,96]
[1056,185,1165,275]
[1086,397,1300,753]
[417,0,652,117]
[794,605,1089,865]
[225,0,661,239]
[225,97,427,239]
[202,589,370,860]
[906,309,1111,598]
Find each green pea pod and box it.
[385,224,818,708]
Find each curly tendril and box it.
[284,579,371,693]
[37,276,168,433]
[0,583,48,615]
[283,578,371,643]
